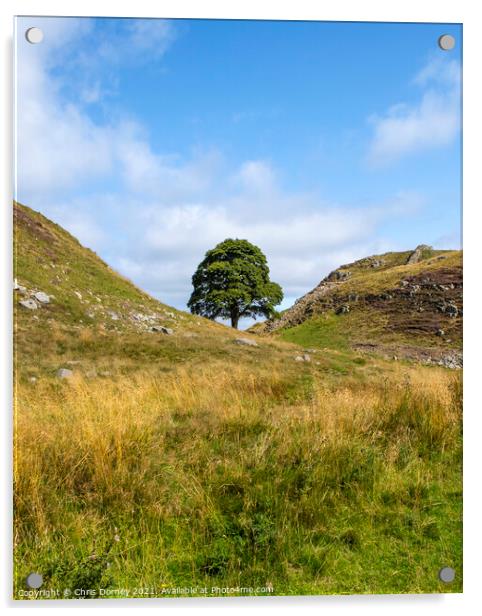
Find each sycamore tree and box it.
[188,239,283,329]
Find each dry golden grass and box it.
[14,361,462,596]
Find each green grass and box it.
[280,313,352,351]
[13,201,463,598]
[14,363,462,598]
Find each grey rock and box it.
[294,354,311,362]
[407,244,433,264]
[437,353,463,369]
[57,368,73,379]
[329,269,351,281]
[436,329,445,337]
[151,326,174,335]
[370,259,385,268]
[34,291,50,304]
[19,299,38,310]
[108,311,120,321]
[235,337,258,347]
[14,279,27,294]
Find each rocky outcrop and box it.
[16,283,51,310]
[261,249,462,352]
[353,343,462,369]
[406,244,433,265]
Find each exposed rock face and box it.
[235,337,258,347]
[327,269,351,281]
[263,277,339,333]
[262,250,462,351]
[407,244,433,264]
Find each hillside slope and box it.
[13,201,311,380]
[13,205,463,596]
[14,201,193,332]
[13,202,259,378]
[257,246,462,367]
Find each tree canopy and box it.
[188,239,283,329]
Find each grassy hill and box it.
[13,203,462,598]
[255,246,462,368]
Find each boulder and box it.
[34,291,50,304]
[19,299,38,310]
[235,337,258,347]
[294,354,311,362]
[57,368,73,379]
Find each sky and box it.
[15,17,462,327]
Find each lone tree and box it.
[188,238,283,329]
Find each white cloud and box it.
[15,17,419,316]
[366,56,461,166]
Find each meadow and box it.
[14,356,462,597]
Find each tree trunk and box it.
[230,312,239,329]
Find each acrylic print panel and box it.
[13,16,462,599]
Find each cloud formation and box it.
[15,17,423,320]
[366,56,461,167]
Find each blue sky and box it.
[15,17,462,326]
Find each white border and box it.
[1,1,481,615]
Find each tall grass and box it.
[14,364,462,597]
